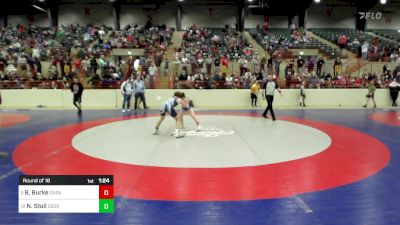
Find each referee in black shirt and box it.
[262,75,282,121]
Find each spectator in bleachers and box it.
[333,57,342,76]
[256,72,264,81]
[263,21,269,33]
[225,74,233,89]
[267,57,273,74]
[133,57,140,72]
[337,35,347,49]
[81,56,91,76]
[396,53,400,66]
[238,56,248,76]
[197,56,204,73]
[205,55,213,75]
[187,73,194,81]
[214,56,221,73]
[297,56,305,73]
[309,72,320,89]
[274,54,282,76]
[90,56,98,76]
[361,42,369,60]
[290,23,296,33]
[178,70,188,81]
[48,64,57,80]
[233,74,241,89]
[390,51,398,62]
[316,57,325,76]
[148,63,158,82]
[221,55,228,75]
[260,56,267,73]
[64,62,72,80]
[307,57,316,72]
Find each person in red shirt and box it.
[263,21,269,33]
[338,35,347,49]
[74,58,81,72]
[233,74,241,89]
[127,35,133,43]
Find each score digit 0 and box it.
[99,185,113,199]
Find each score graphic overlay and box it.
[18,175,114,213]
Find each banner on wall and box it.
[384,15,392,24]
[84,7,91,16]
[27,15,35,22]
[326,7,334,17]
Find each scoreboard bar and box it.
[19,175,113,185]
[18,175,114,213]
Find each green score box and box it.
[99,199,114,213]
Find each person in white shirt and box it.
[390,52,398,62]
[226,74,233,89]
[197,57,204,73]
[81,56,91,76]
[148,63,158,82]
[17,56,27,72]
[290,23,296,32]
[361,42,369,60]
[84,33,91,43]
[133,58,140,72]
[262,75,282,121]
[98,28,106,42]
[32,47,40,59]
[181,56,189,64]
[243,71,252,81]
[238,56,248,76]
[120,78,134,112]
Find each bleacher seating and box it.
[179,26,257,62]
[368,29,400,42]
[249,28,342,59]
[311,28,399,61]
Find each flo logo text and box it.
[359,12,383,20]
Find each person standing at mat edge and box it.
[250,80,260,107]
[363,80,376,108]
[262,75,282,121]
[388,79,400,107]
[70,77,84,114]
[134,75,149,111]
[121,78,134,112]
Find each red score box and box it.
[99,185,114,199]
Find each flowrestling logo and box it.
[358,12,383,20]
[176,127,235,137]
